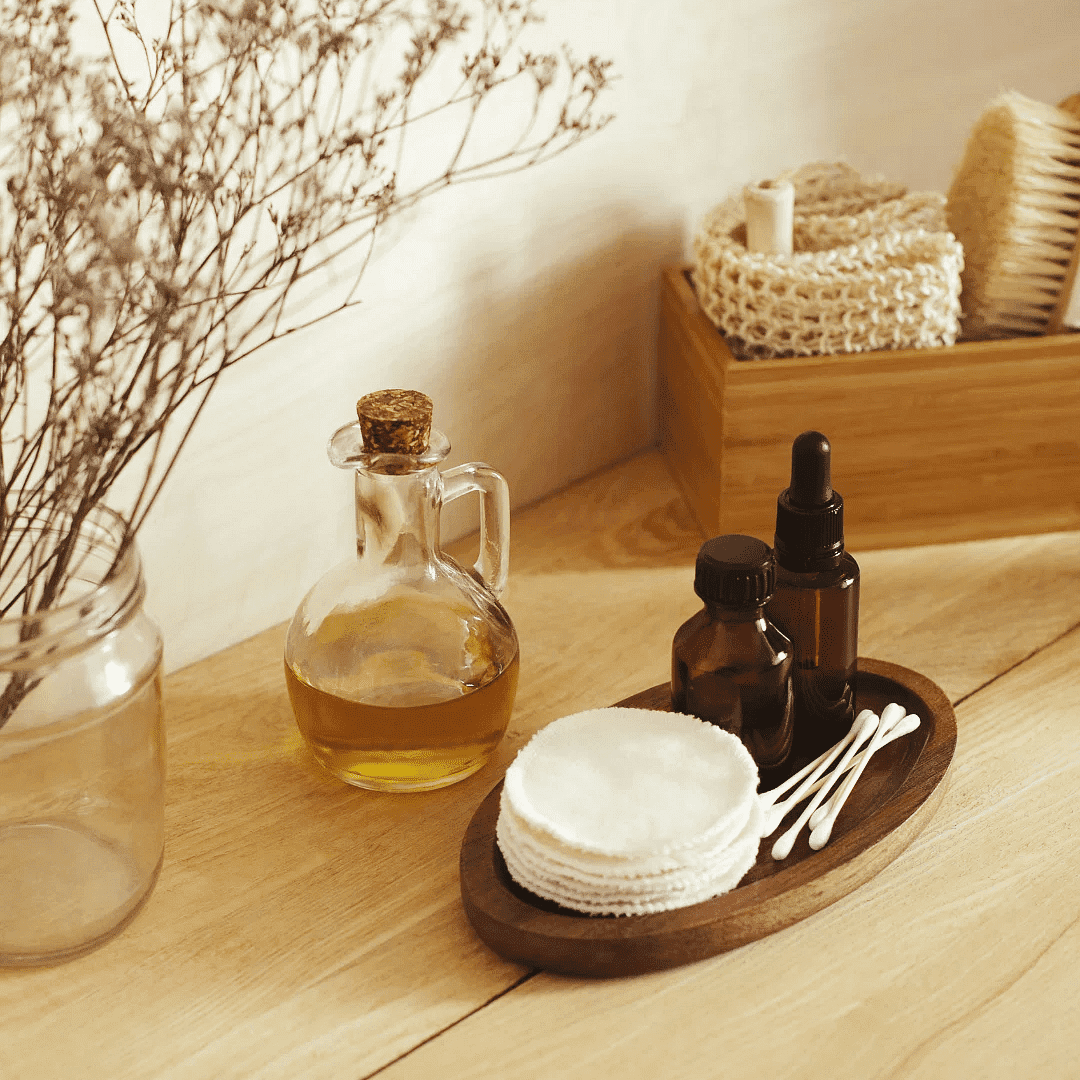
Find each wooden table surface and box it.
[3,450,1078,1079]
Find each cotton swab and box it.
[759,709,875,808]
[805,701,906,833]
[767,712,923,834]
[807,706,915,830]
[758,710,876,837]
[770,711,879,861]
[760,712,876,838]
[807,709,921,850]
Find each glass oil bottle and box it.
[671,534,794,784]
[767,430,860,765]
[284,390,519,792]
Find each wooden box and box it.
[657,265,1080,550]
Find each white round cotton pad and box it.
[498,796,765,916]
[502,707,759,857]
[498,796,762,894]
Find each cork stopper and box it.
[356,389,432,455]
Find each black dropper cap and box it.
[694,534,776,608]
[774,431,845,573]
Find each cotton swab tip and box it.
[856,711,880,740]
[879,702,907,730]
[761,807,785,838]
[806,703,921,850]
[895,714,921,736]
[771,832,795,861]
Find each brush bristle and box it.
[946,91,1080,337]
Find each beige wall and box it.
[124,0,1080,670]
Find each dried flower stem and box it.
[0,0,613,725]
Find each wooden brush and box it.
[946,91,1080,339]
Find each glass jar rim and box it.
[0,504,145,670]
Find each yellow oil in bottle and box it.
[285,652,519,791]
[285,391,520,792]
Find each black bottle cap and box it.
[774,431,845,572]
[694,534,776,608]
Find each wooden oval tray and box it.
[460,657,956,977]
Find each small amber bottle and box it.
[671,535,794,781]
[767,431,860,766]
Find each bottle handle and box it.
[440,463,511,598]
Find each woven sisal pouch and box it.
[692,162,964,359]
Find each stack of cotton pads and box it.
[496,707,764,916]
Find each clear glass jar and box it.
[0,506,165,966]
[285,421,519,792]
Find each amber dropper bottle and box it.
[766,431,860,766]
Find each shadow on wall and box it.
[429,210,686,550]
[140,205,686,671]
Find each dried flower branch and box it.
[0,0,613,724]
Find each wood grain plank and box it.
[351,625,1080,1080]
[0,623,529,1080]
[0,451,1076,1079]
[856,529,1080,702]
